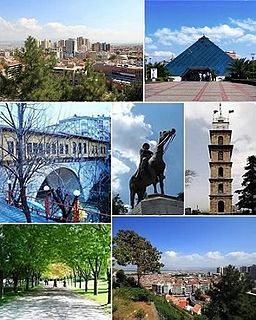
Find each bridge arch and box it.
[34,166,84,202]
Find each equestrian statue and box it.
[129,129,176,209]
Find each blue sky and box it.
[146,0,256,61]
[113,216,256,268]
[112,103,184,207]
[0,0,143,43]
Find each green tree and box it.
[146,61,171,81]
[122,81,143,101]
[204,265,255,320]
[113,230,164,285]
[0,36,61,101]
[68,62,109,101]
[227,58,250,79]
[112,194,128,215]
[235,155,256,213]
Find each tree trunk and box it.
[25,277,29,291]
[93,274,98,295]
[0,269,4,299]
[13,274,18,292]
[137,273,141,287]
[74,274,76,288]
[17,104,32,223]
[84,277,88,292]
[107,268,111,304]
[79,274,82,289]
[20,185,31,223]
[31,275,34,288]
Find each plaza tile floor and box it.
[145,81,256,101]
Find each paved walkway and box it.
[0,287,111,320]
[145,81,256,101]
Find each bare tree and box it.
[0,103,110,223]
[185,169,197,188]
[0,103,77,222]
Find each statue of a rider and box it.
[135,142,153,178]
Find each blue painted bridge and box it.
[0,200,52,223]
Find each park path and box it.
[0,286,111,320]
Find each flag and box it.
[213,110,218,114]
[229,110,234,113]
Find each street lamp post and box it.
[73,190,80,223]
[44,185,50,220]
[251,53,255,79]
[7,179,12,204]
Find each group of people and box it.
[44,279,66,287]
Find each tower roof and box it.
[165,36,233,76]
[212,103,234,130]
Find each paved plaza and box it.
[145,81,256,101]
[0,287,111,320]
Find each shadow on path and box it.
[0,287,111,320]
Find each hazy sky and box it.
[146,0,256,61]
[185,102,256,212]
[0,0,143,43]
[113,216,256,269]
[0,102,111,126]
[112,102,184,207]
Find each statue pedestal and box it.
[130,194,184,215]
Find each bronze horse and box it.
[129,129,176,209]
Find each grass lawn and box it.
[0,285,43,307]
[113,295,158,320]
[69,279,111,314]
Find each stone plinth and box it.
[130,194,184,215]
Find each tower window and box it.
[218,136,223,145]
[218,167,224,177]
[218,184,223,193]
[218,151,223,160]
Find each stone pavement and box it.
[145,81,256,101]
[0,287,111,320]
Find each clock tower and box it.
[208,104,234,214]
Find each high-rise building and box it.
[41,39,52,50]
[65,38,78,57]
[58,39,65,49]
[209,104,234,214]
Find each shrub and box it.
[131,288,152,302]
[135,308,146,319]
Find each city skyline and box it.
[0,0,143,43]
[113,217,256,269]
[146,0,256,62]
[185,102,256,212]
[112,102,184,206]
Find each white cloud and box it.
[206,251,222,260]
[236,33,256,44]
[230,18,256,32]
[0,16,142,43]
[112,155,130,193]
[153,24,244,46]
[112,102,157,194]
[151,50,176,59]
[166,250,178,259]
[162,250,256,269]
[145,36,153,44]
